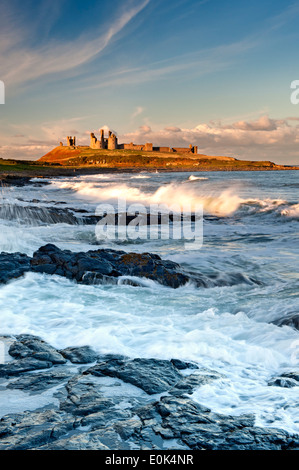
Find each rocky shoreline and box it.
[0,243,262,289]
[0,334,298,450]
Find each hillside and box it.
[37,146,294,171]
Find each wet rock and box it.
[0,176,33,187]
[31,244,117,282]
[0,243,261,289]
[86,357,185,395]
[0,252,31,285]
[80,408,132,429]
[280,372,299,382]
[0,410,75,450]
[145,396,297,451]
[268,372,299,388]
[169,372,221,397]
[170,359,198,370]
[0,357,53,378]
[30,244,262,289]
[59,346,99,364]
[59,374,116,416]
[9,335,66,365]
[0,335,298,450]
[31,244,190,288]
[0,205,79,225]
[38,428,127,450]
[273,313,299,331]
[7,369,73,393]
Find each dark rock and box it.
[38,428,127,450]
[268,377,298,388]
[170,359,198,370]
[30,244,262,289]
[0,252,31,284]
[86,356,221,397]
[0,410,75,450]
[268,372,299,388]
[0,176,33,187]
[0,205,79,226]
[0,243,260,289]
[169,372,221,396]
[0,357,53,378]
[7,369,73,393]
[281,372,299,382]
[148,396,297,450]
[81,408,132,429]
[30,244,190,288]
[9,336,66,365]
[31,244,118,283]
[59,375,116,416]
[0,337,298,450]
[59,346,99,364]
[86,357,184,394]
[273,313,299,330]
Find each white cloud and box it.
[119,116,299,164]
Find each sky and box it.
[1,0,299,164]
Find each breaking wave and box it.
[54,181,242,217]
[52,180,299,219]
[280,203,299,218]
[188,175,209,181]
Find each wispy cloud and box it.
[0,0,150,88]
[132,106,145,119]
[80,37,257,90]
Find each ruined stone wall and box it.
[121,143,145,151]
[172,147,195,153]
[153,147,171,152]
[144,143,153,151]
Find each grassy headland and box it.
[0,147,297,183]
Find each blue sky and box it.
[1,0,299,163]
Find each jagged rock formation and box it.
[0,335,298,450]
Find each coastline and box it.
[0,168,298,450]
[0,164,298,186]
[0,333,298,451]
[0,149,298,183]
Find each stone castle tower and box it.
[108,131,117,150]
[67,136,76,147]
[90,129,118,150]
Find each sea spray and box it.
[53,181,243,217]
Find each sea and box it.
[0,170,298,433]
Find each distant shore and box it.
[0,153,298,186]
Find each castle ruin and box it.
[66,136,76,147]
[64,129,198,155]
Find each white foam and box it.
[0,272,298,432]
[188,175,209,181]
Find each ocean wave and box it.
[49,179,299,220]
[53,181,242,217]
[280,203,299,218]
[188,175,209,181]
